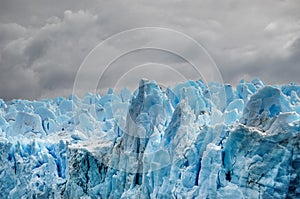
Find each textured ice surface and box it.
[0,79,299,198]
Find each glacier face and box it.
[0,79,299,198]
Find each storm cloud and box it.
[0,0,299,100]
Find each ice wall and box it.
[0,79,299,198]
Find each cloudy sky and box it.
[0,0,299,100]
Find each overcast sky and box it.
[0,0,299,100]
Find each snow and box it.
[0,79,299,198]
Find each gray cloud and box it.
[0,0,299,100]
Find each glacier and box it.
[0,79,299,198]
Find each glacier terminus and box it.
[0,79,299,198]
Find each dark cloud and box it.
[0,0,299,100]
